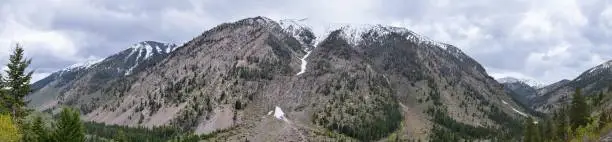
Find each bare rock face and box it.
[29,16,525,141]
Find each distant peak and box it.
[236,16,277,26]
[498,77,521,84]
[498,77,544,88]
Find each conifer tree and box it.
[570,88,589,131]
[544,118,557,142]
[3,44,33,121]
[555,106,570,141]
[32,116,50,142]
[523,117,541,142]
[53,107,84,142]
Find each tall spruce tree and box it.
[32,116,50,142]
[53,107,84,142]
[570,88,589,131]
[3,44,33,121]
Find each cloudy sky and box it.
[1,0,612,84]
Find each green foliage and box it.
[53,107,85,142]
[570,88,589,131]
[84,121,224,141]
[30,116,51,142]
[2,44,33,122]
[523,90,612,142]
[523,117,540,142]
[84,121,182,142]
[429,124,461,142]
[0,114,21,142]
[313,74,402,141]
[114,130,128,142]
[427,107,495,140]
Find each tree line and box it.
[0,44,224,142]
[523,88,612,141]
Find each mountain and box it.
[498,77,538,107]
[532,60,612,112]
[28,41,178,111]
[29,16,525,141]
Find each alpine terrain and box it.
[27,16,528,141]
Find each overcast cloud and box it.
[1,0,612,84]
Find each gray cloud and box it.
[1,0,611,84]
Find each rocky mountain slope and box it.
[28,41,178,111]
[532,60,612,112]
[29,16,526,141]
[498,77,538,107]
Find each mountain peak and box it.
[329,24,449,50]
[235,16,278,27]
[497,77,544,88]
[586,60,612,74]
[279,18,316,49]
[128,41,177,59]
[498,77,521,84]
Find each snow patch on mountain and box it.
[502,100,528,117]
[61,58,104,72]
[268,106,287,121]
[296,50,312,76]
[125,41,178,75]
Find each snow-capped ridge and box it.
[61,58,105,72]
[585,60,612,74]
[498,77,521,84]
[328,24,449,50]
[280,18,316,47]
[498,77,544,88]
[125,41,178,75]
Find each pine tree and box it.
[3,44,33,121]
[32,116,50,142]
[553,106,569,141]
[53,107,84,142]
[523,117,533,142]
[570,88,589,131]
[544,118,557,142]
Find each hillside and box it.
[29,16,526,141]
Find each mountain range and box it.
[27,16,558,141]
[500,60,612,113]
